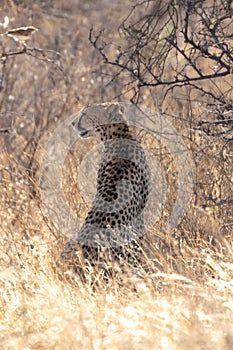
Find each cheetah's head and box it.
[72,104,130,141]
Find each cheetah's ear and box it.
[119,105,125,113]
[106,104,119,117]
[106,104,125,118]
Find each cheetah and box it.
[62,103,150,269]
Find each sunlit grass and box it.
[0,1,232,349]
[1,162,232,349]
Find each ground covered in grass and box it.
[0,1,232,349]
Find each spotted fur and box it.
[62,104,150,269]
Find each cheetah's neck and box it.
[99,123,135,141]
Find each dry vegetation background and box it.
[0,0,233,349]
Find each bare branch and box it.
[89,0,233,104]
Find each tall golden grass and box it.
[0,1,232,349]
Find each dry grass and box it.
[1,219,233,349]
[1,144,232,350]
[0,1,233,349]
